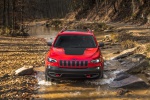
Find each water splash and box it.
[38,80,52,86]
[35,71,54,86]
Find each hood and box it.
[49,47,100,60]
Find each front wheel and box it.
[45,71,54,82]
[95,70,104,79]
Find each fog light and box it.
[48,66,51,69]
[96,67,100,70]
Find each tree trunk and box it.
[7,0,10,27]
[3,0,6,27]
[12,0,15,34]
[132,0,136,14]
[21,0,24,31]
[113,0,117,13]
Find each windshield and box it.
[54,35,96,48]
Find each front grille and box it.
[60,60,88,68]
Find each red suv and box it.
[45,29,104,81]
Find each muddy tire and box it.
[100,70,104,79]
[45,73,53,81]
[93,70,103,79]
[97,70,104,79]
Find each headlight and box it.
[96,67,100,70]
[91,59,100,63]
[48,58,57,63]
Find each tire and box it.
[100,70,104,79]
[95,70,104,79]
[45,73,50,81]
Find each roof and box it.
[58,29,94,35]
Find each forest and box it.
[0,0,150,35]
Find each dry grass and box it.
[0,36,47,99]
[146,44,150,58]
[121,40,137,49]
[146,44,150,52]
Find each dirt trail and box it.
[33,22,150,100]
[0,21,150,99]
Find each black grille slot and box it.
[72,61,75,66]
[60,60,88,68]
[81,61,84,66]
[60,60,63,66]
[68,61,71,66]
[85,61,88,66]
[64,61,67,66]
[76,61,79,66]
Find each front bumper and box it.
[45,66,103,79]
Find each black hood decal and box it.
[64,48,86,55]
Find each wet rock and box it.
[148,78,150,83]
[113,72,130,81]
[143,69,150,77]
[129,54,146,62]
[15,66,34,76]
[104,60,122,71]
[109,74,147,88]
[119,54,149,73]
[127,59,148,73]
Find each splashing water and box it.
[35,71,53,86]
[38,80,52,86]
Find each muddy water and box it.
[28,25,58,42]
[29,26,150,100]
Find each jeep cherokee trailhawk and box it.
[45,29,104,81]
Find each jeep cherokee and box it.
[45,29,104,81]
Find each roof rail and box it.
[87,28,93,33]
[60,26,67,32]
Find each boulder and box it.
[15,66,34,76]
[121,54,149,73]
[111,47,137,60]
[127,59,148,73]
[109,73,147,88]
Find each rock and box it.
[104,30,113,32]
[146,73,150,77]
[113,51,120,54]
[129,54,146,62]
[113,72,130,81]
[120,54,149,73]
[15,66,34,76]
[116,88,130,96]
[104,60,122,71]
[111,47,137,60]
[148,78,150,83]
[109,74,147,88]
[126,59,149,74]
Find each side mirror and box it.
[47,42,52,46]
[99,42,104,47]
